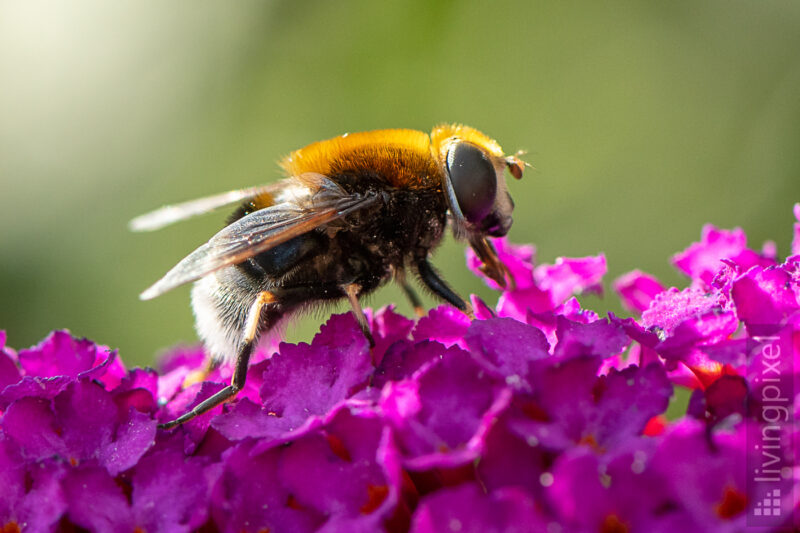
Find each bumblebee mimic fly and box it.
[131,124,526,429]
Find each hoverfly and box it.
[131,125,525,428]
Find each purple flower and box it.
[411,305,471,348]
[211,405,398,533]
[613,269,665,313]
[731,265,799,332]
[515,361,672,453]
[649,420,750,530]
[62,450,208,533]
[411,483,548,533]
[0,439,66,532]
[466,237,535,292]
[212,312,372,443]
[3,378,156,475]
[463,317,550,390]
[672,225,775,288]
[641,287,726,336]
[2,208,800,532]
[547,440,694,532]
[1,330,126,410]
[0,332,21,401]
[467,237,607,320]
[792,203,800,258]
[533,253,606,306]
[380,346,511,470]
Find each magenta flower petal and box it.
[525,297,599,349]
[0,332,20,393]
[672,225,746,284]
[369,305,415,364]
[654,310,739,364]
[614,270,665,313]
[212,395,324,444]
[380,347,510,469]
[214,313,372,443]
[697,338,749,366]
[0,438,67,532]
[475,410,549,496]
[0,348,21,395]
[518,361,671,452]
[496,285,554,320]
[411,305,470,348]
[687,375,748,428]
[650,420,749,528]
[257,313,371,418]
[556,296,601,323]
[792,203,800,257]
[8,377,156,477]
[534,254,606,306]
[0,438,23,518]
[6,379,159,474]
[672,225,775,287]
[62,467,129,532]
[641,287,725,336]
[587,363,672,448]
[63,465,134,532]
[52,379,154,475]
[278,407,397,525]
[0,374,74,410]
[3,395,68,459]
[159,381,226,452]
[731,265,799,331]
[467,237,535,290]
[467,239,603,319]
[18,330,110,378]
[130,448,209,533]
[0,331,16,359]
[464,317,549,389]
[102,409,158,475]
[210,440,326,533]
[552,316,629,362]
[158,344,206,374]
[112,367,159,414]
[469,295,496,320]
[411,483,547,533]
[156,345,226,405]
[547,442,699,532]
[374,340,449,389]
[608,313,659,350]
[84,347,126,390]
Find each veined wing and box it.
[139,178,378,300]
[129,183,286,232]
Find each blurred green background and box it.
[1,0,799,367]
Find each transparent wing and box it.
[129,183,286,232]
[140,178,378,300]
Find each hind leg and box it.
[159,291,280,430]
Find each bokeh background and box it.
[2,0,799,367]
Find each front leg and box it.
[416,257,473,317]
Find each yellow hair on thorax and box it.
[280,129,442,189]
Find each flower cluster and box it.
[1,206,799,532]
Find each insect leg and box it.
[158,291,277,430]
[416,258,474,318]
[395,267,425,317]
[342,283,375,347]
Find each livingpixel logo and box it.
[747,326,796,529]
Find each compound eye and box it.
[445,142,497,224]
